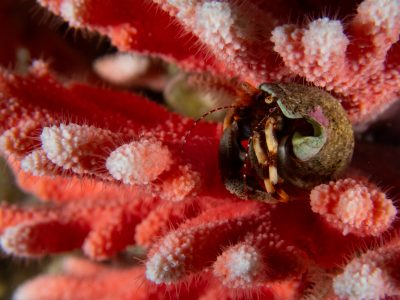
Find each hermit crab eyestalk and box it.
[219,83,354,203]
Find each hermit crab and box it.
[219,83,354,203]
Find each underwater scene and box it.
[0,0,400,299]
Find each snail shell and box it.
[219,83,354,201]
[260,83,354,189]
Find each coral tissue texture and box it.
[0,0,399,299]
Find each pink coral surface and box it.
[0,0,400,299]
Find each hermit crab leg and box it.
[264,117,279,185]
[252,132,267,164]
[252,132,275,193]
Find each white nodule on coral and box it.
[159,0,275,82]
[333,257,388,300]
[310,178,396,237]
[195,2,234,47]
[333,241,400,299]
[356,0,400,38]
[41,124,114,174]
[145,232,189,284]
[161,165,200,202]
[0,120,39,156]
[29,60,50,77]
[0,224,36,257]
[20,150,54,176]
[302,18,348,63]
[93,53,150,87]
[60,0,84,27]
[0,128,26,156]
[106,138,172,185]
[213,243,264,288]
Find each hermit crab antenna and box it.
[180,105,238,154]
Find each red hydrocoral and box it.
[0,0,400,299]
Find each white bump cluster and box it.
[21,150,54,176]
[41,123,114,174]
[310,178,396,237]
[145,232,189,284]
[0,120,38,156]
[1,224,35,257]
[60,0,84,27]
[94,53,150,87]
[356,0,400,38]
[161,165,200,202]
[333,258,387,299]
[302,18,348,65]
[195,2,234,50]
[214,243,264,288]
[106,138,172,185]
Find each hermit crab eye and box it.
[219,83,354,203]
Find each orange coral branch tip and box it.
[310,178,396,237]
[333,238,400,299]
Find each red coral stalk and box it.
[0,192,159,259]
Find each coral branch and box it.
[82,209,139,260]
[1,219,87,257]
[0,193,159,259]
[0,62,222,201]
[13,166,138,203]
[145,201,266,284]
[13,256,212,300]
